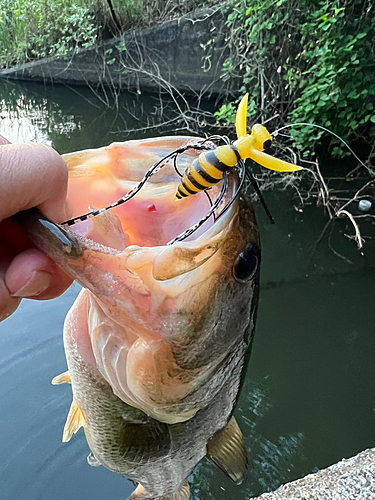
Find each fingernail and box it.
[11,270,52,298]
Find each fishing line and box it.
[173,154,183,177]
[215,159,246,219]
[244,166,275,224]
[272,123,375,176]
[209,133,247,220]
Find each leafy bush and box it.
[0,0,98,67]
[216,0,375,159]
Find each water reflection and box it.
[190,379,305,499]
[0,82,79,144]
[0,80,212,153]
[240,381,305,494]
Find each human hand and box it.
[0,135,73,321]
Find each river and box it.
[0,80,374,500]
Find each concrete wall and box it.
[252,448,375,500]
[0,7,233,95]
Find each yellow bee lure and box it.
[175,94,302,200]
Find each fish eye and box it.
[233,246,260,283]
[263,139,272,152]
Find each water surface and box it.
[0,80,374,500]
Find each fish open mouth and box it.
[62,136,242,250]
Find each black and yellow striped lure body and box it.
[176,145,241,199]
[175,94,303,200]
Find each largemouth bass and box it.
[14,136,260,500]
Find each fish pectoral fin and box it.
[206,416,248,485]
[127,484,148,500]
[127,481,190,500]
[62,400,86,443]
[160,481,190,500]
[51,370,71,385]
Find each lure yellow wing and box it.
[235,93,302,172]
[248,148,303,172]
[235,93,249,139]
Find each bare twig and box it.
[336,209,364,252]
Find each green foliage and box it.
[214,102,236,123]
[0,0,210,69]
[217,0,375,158]
[114,0,145,26]
[0,0,98,67]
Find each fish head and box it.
[30,137,260,423]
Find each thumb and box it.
[0,140,70,223]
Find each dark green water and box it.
[0,80,374,500]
